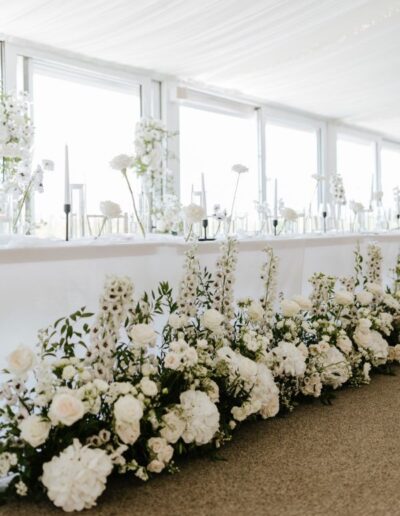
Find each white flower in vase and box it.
[100,201,122,219]
[183,203,205,240]
[109,154,134,171]
[280,207,298,221]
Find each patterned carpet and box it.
[3,370,400,516]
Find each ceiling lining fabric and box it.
[1,0,400,138]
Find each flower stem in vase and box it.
[122,169,145,238]
[228,174,241,234]
[97,217,107,238]
[13,178,34,233]
[185,223,193,242]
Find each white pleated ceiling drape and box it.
[1,0,400,138]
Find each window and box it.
[179,105,259,228]
[336,135,376,209]
[265,122,319,213]
[381,146,400,212]
[32,61,141,237]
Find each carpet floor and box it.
[3,371,400,516]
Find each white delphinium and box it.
[176,245,200,318]
[178,390,220,446]
[260,247,278,327]
[212,238,238,331]
[309,273,336,316]
[41,439,113,512]
[366,243,383,285]
[330,173,346,205]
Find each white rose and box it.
[356,290,373,306]
[114,395,143,424]
[49,392,85,426]
[62,365,76,381]
[164,352,181,370]
[116,420,140,445]
[183,203,206,224]
[140,377,158,397]
[292,295,312,310]
[147,459,165,473]
[19,415,51,447]
[7,346,36,376]
[334,291,354,306]
[248,301,264,322]
[109,154,133,170]
[100,200,122,219]
[202,309,225,333]
[129,324,157,348]
[281,299,301,317]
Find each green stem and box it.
[97,217,107,238]
[228,174,241,233]
[13,178,34,233]
[122,169,145,238]
[185,223,193,242]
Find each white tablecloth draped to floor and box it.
[1,232,399,363]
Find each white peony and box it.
[281,299,301,317]
[356,290,374,306]
[320,347,350,389]
[292,295,312,310]
[49,392,85,427]
[183,203,206,224]
[202,308,225,333]
[100,200,122,219]
[7,345,36,376]
[140,377,158,397]
[42,439,113,512]
[160,410,186,444]
[19,415,51,448]
[129,324,157,348]
[109,154,133,170]
[334,290,354,306]
[114,395,143,424]
[247,301,264,322]
[179,390,220,446]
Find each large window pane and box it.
[265,122,318,213]
[179,106,259,227]
[32,63,141,237]
[337,136,376,208]
[381,146,400,212]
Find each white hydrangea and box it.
[41,440,113,512]
[320,346,350,389]
[270,341,307,377]
[179,390,220,446]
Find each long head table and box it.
[1,232,399,363]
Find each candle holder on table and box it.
[272,218,278,237]
[64,203,71,242]
[322,211,327,233]
[198,218,215,241]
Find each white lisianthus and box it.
[42,439,113,512]
[147,437,174,464]
[183,203,206,224]
[281,299,301,317]
[179,390,220,446]
[164,352,181,370]
[129,324,157,348]
[49,391,85,427]
[100,200,122,219]
[334,290,354,306]
[160,410,186,444]
[109,154,133,171]
[247,301,264,322]
[147,459,165,473]
[356,290,374,306]
[19,415,51,448]
[114,395,143,424]
[7,345,36,376]
[140,377,158,397]
[292,295,312,310]
[202,308,225,333]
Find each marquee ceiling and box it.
[1,0,400,139]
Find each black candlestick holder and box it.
[397,213,400,229]
[272,218,278,236]
[322,210,327,233]
[64,203,71,242]
[198,218,215,241]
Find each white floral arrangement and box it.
[0,240,399,512]
[330,173,346,205]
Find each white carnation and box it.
[42,440,113,512]
[140,377,158,397]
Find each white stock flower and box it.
[129,324,157,348]
[164,352,181,370]
[100,200,122,219]
[42,439,113,512]
[109,154,133,171]
[19,415,51,448]
[281,299,301,317]
[356,290,374,306]
[183,203,206,224]
[247,301,264,322]
[7,346,36,376]
[334,291,354,306]
[49,391,85,427]
[202,308,225,333]
[292,295,312,310]
[179,390,220,446]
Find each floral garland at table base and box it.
[0,241,399,512]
